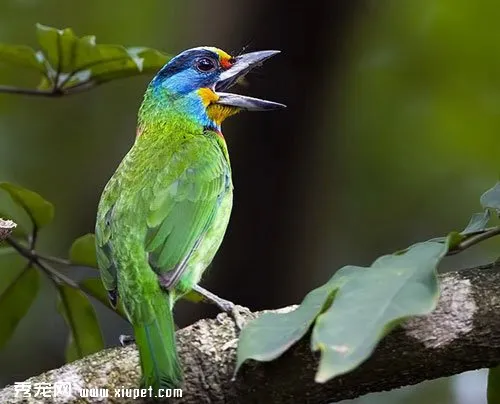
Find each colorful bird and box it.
[95,46,284,392]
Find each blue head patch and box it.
[148,47,235,127]
[152,47,232,95]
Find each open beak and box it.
[214,50,286,111]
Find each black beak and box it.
[214,50,286,111]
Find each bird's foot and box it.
[119,334,135,347]
[193,285,252,331]
[226,304,252,331]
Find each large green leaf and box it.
[236,240,448,382]
[70,233,97,268]
[1,24,170,93]
[0,182,54,228]
[0,265,40,349]
[481,182,500,213]
[57,284,104,362]
[488,366,500,404]
[80,277,127,320]
[235,267,356,372]
[311,241,447,382]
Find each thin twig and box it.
[0,85,60,97]
[37,253,72,266]
[29,224,38,250]
[4,236,79,288]
[447,226,500,255]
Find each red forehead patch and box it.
[220,58,233,69]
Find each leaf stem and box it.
[37,253,71,266]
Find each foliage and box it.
[0,23,170,96]
[57,284,103,362]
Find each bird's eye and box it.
[196,57,216,72]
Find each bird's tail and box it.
[133,294,182,392]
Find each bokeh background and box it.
[1,0,499,403]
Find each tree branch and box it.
[0,81,97,97]
[1,263,499,403]
[0,85,60,97]
[0,218,16,242]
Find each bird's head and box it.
[147,46,285,128]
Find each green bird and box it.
[95,46,284,392]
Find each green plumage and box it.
[95,46,283,392]
[95,83,233,390]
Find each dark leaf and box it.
[0,265,40,349]
[70,233,97,268]
[0,182,54,228]
[57,284,104,362]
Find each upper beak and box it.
[214,50,286,111]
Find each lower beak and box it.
[214,50,286,111]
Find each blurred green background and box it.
[1,0,499,403]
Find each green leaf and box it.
[236,240,449,382]
[84,46,169,86]
[0,266,40,349]
[0,247,15,257]
[312,241,448,383]
[488,366,500,404]
[70,234,97,268]
[236,266,357,373]
[0,182,54,228]
[481,182,500,213]
[0,44,46,72]
[1,24,170,93]
[57,284,104,362]
[461,210,491,235]
[80,277,127,320]
[183,289,205,304]
[34,23,170,90]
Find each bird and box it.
[95,46,285,392]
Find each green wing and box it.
[145,134,231,285]
[95,181,119,304]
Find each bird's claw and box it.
[119,334,135,347]
[192,285,252,331]
[226,304,252,331]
